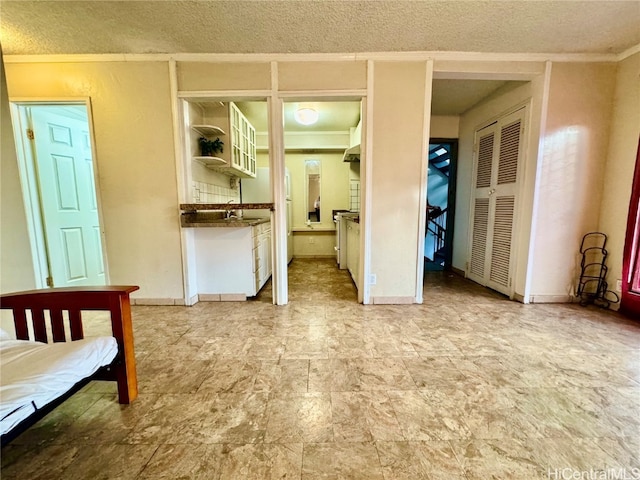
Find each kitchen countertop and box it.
[181,211,271,228]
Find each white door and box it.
[30,106,106,287]
[467,107,526,296]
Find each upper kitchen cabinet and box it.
[189,101,256,178]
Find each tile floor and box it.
[1,259,639,479]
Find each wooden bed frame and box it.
[0,285,139,444]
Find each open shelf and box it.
[193,156,226,167]
[191,125,226,136]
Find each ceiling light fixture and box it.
[295,107,319,126]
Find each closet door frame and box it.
[467,105,528,298]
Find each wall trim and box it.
[131,298,184,306]
[529,294,574,304]
[618,43,640,61]
[523,61,553,304]
[177,90,272,99]
[371,296,415,305]
[451,266,466,278]
[415,60,433,304]
[3,51,622,65]
[360,59,374,305]
[513,293,525,303]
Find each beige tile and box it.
[138,443,304,479]
[354,358,417,390]
[302,442,384,480]
[197,358,261,393]
[254,359,309,393]
[265,392,333,443]
[137,444,223,479]
[308,359,360,392]
[451,438,548,479]
[4,260,639,480]
[327,335,372,358]
[388,389,472,441]
[137,357,212,393]
[376,440,465,480]
[0,444,81,480]
[282,336,329,359]
[403,356,468,387]
[215,443,303,480]
[242,336,287,358]
[331,391,404,441]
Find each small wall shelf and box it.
[191,125,226,136]
[193,156,226,167]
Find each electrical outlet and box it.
[616,279,622,291]
[369,273,377,285]
[308,237,315,244]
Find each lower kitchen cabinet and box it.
[346,218,360,290]
[194,221,271,298]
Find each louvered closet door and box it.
[468,107,525,296]
[468,122,498,285]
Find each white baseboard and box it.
[513,293,526,303]
[371,296,415,305]
[198,293,247,302]
[131,298,183,306]
[529,294,574,304]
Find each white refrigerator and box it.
[241,167,293,263]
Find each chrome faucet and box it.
[225,200,236,219]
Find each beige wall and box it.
[1,57,36,293]
[530,62,616,300]
[286,152,350,231]
[292,231,336,257]
[598,52,640,301]
[3,56,629,306]
[177,62,271,91]
[278,61,367,91]
[369,62,428,300]
[430,115,459,139]
[4,61,184,301]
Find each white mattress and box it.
[0,335,118,435]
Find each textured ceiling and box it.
[1,1,639,55]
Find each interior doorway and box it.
[425,139,457,271]
[11,102,107,288]
[281,99,363,302]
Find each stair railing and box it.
[426,207,447,258]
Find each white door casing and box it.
[468,107,526,296]
[30,107,106,287]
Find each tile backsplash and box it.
[193,181,240,204]
[349,180,360,212]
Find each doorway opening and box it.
[281,99,363,303]
[425,139,457,272]
[11,102,107,288]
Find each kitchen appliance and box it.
[334,210,358,268]
[342,144,360,162]
[241,167,293,263]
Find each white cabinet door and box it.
[346,220,360,289]
[229,103,256,178]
